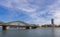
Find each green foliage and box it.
[0,21,5,24]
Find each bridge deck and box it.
[0,25,39,27]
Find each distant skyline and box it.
[0,0,60,25]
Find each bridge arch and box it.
[0,21,39,30]
[6,21,29,26]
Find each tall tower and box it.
[51,18,54,25]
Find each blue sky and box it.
[0,0,60,25]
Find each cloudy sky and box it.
[0,0,60,25]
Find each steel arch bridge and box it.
[6,21,29,26]
[0,21,39,30]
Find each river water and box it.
[0,28,60,37]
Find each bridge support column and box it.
[26,26,37,29]
[2,26,9,30]
[26,27,29,29]
[32,27,37,29]
[29,27,32,29]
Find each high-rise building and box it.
[51,18,54,25]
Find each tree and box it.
[0,21,5,25]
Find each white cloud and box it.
[45,0,60,25]
[0,0,60,25]
[0,0,39,12]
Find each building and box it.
[51,18,54,25]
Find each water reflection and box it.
[51,28,55,37]
[0,28,60,37]
[1,30,7,37]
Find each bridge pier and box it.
[26,26,37,29]
[2,26,9,30]
[26,27,30,29]
[32,27,37,29]
[29,27,32,29]
[26,27,32,29]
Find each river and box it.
[0,28,60,37]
